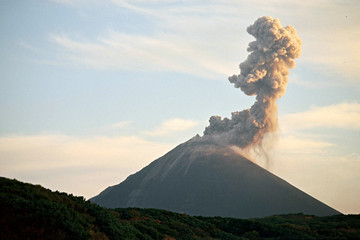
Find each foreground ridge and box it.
[1,177,359,240]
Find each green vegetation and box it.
[1,176,359,240]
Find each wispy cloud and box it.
[110,121,131,129]
[280,102,360,131]
[48,0,101,6]
[0,134,172,171]
[289,74,342,89]
[267,101,360,214]
[299,31,360,80]
[275,135,334,153]
[17,41,41,52]
[48,0,360,84]
[95,121,132,134]
[0,134,174,197]
[142,118,199,136]
[51,30,236,78]
[272,102,360,160]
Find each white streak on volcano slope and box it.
[204,16,302,149]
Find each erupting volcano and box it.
[91,17,340,218]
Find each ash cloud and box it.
[203,16,302,148]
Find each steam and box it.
[203,16,301,148]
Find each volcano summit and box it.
[91,136,339,218]
[91,17,340,218]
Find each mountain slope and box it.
[91,136,340,218]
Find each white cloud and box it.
[48,0,101,6]
[298,27,360,81]
[142,118,199,136]
[289,74,342,89]
[48,0,360,84]
[52,32,236,79]
[270,102,360,171]
[0,134,172,171]
[0,134,174,198]
[49,1,250,78]
[109,121,131,129]
[267,101,360,213]
[280,102,360,131]
[275,135,334,152]
[297,5,360,80]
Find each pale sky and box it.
[1,0,360,214]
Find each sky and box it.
[1,0,359,214]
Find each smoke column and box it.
[203,16,301,148]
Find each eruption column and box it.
[204,16,302,148]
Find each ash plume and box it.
[203,16,301,148]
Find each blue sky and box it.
[1,0,360,214]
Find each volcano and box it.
[90,136,340,218]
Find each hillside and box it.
[1,176,359,240]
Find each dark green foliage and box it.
[1,177,359,240]
[0,177,91,240]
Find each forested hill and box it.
[1,176,359,240]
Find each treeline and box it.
[0,176,359,240]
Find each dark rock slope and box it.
[91,136,340,218]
